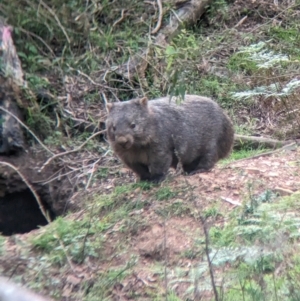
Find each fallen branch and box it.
[111,0,214,81]
[234,134,299,149]
[155,0,214,46]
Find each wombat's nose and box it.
[116,136,133,149]
[116,136,127,144]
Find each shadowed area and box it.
[0,189,56,236]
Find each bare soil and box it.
[1,146,299,300]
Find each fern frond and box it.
[232,78,300,100]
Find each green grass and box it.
[31,217,104,265]
[202,205,222,219]
[84,257,137,301]
[221,147,268,165]
[4,180,300,300]
[29,185,149,266]
[166,192,300,300]
[268,24,300,57]
[155,186,178,201]
[157,199,193,217]
[227,52,259,74]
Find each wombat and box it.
[105,95,234,182]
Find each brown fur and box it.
[105,95,234,182]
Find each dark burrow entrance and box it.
[0,189,56,236]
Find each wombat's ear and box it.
[106,102,113,112]
[139,97,148,107]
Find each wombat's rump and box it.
[105,95,234,182]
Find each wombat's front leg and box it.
[127,162,152,181]
[125,161,166,183]
[183,148,218,174]
[146,154,173,183]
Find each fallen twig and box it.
[151,0,163,34]
[40,0,70,44]
[221,197,242,207]
[234,16,248,28]
[39,130,106,172]
[85,158,101,190]
[111,9,126,31]
[18,27,55,57]
[200,215,219,301]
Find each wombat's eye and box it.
[130,123,136,129]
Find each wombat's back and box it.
[148,95,234,170]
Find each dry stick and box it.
[163,219,169,300]
[200,215,219,301]
[40,168,80,185]
[67,66,104,86]
[18,27,55,57]
[234,16,248,28]
[85,158,101,190]
[0,106,54,156]
[0,161,51,223]
[151,0,163,34]
[39,130,106,172]
[221,197,242,207]
[39,0,70,44]
[111,9,126,31]
[101,92,108,106]
[170,8,183,24]
[183,175,219,300]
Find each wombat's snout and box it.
[116,135,134,149]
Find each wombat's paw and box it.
[186,167,212,176]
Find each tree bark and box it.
[112,0,214,81]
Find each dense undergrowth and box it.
[2,0,300,139]
[1,0,300,300]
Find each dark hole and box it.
[0,189,56,236]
